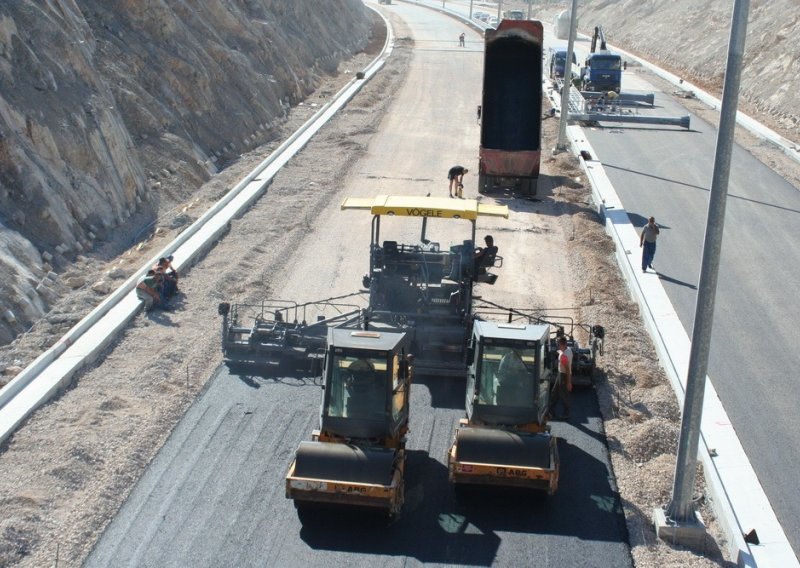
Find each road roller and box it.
[448,320,559,494]
[286,327,413,517]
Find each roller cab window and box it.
[478,344,537,408]
[327,351,388,420]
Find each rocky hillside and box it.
[0,0,372,345]
[579,0,800,136]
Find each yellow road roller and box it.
[448,320,559,494]
[286,327,412,517]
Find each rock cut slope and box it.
[0,0,372,345]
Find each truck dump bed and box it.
[480,20,543,183]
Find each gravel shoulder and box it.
[5,6,793,567]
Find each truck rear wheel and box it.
[519,178,537,197]
[478,174,492,194]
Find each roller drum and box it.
[293,441,395,486]
[455,428,552,469]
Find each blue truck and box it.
[581,26,622,93]
[548,49,577,80]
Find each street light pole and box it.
[469,0,474,20]
[555,0,578,152]
[654,0,751,548]
[496,0,502,21]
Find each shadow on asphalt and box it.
[225,362,324,390]
[413,373,467,409]
[297,391,627,565]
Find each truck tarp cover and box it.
[482,21,542,152]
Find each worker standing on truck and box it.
[639,216,660,273]
[549,336,573,420]
[447,165,468,198]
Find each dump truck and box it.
[478,20,543,197]
[449,321,559,493]
[286,327,412,518]
[548,48,577,81]
[581,26,622,93]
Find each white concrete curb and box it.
[568,125,798,568]
[0,6,395,446]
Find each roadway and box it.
[86,4,632,567]
[545,24,800,558]
[86,366,628,567]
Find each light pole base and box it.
[653,506,707,549]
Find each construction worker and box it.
[606,90,619,112]
[549,336,572,420]
[136,270,164,311]
[447,165,468,198]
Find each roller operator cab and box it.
[448,321,559,494]
[479,20,543,196]
[286,328,412,517]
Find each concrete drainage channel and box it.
[0,6,394,446]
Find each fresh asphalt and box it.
[85,364,631,567]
